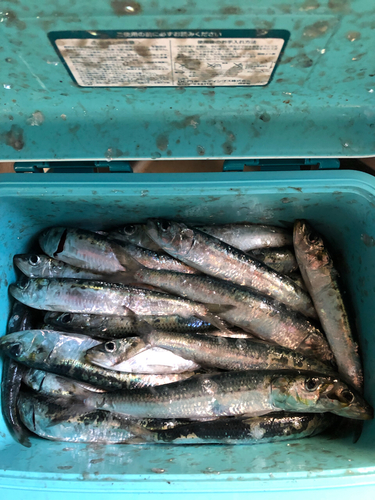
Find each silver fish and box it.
[2,301,34,447]
[14,254,107,280]
[248,247,298,274]
[109,224,161,251]
[18,393,138,443]
[23,369,107,397]
[10,279,229,331]
[198,223,293,251]
[149,412,334,445]
[140,330,335,374]
[134,269,332,362]
[294,220,363,392]
[39,227,139,274]
[0,330,195,390]
[146,220,316,319]
[83,370,373,420]
[86,337,149,367]
[86,342,201,374]
[44,311,215,337]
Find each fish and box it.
[82,370,373,420]
[86,337,149,367]
[198,223,293,251]
[23,369,107,397]
[138,330,335,374]
[18,393,139,443]
[39,227,140,275]
[44,311,215,337]
[86,342,201,374]
[10,279,230,331]
[134,269,332,362]
[149,412,335,445]
[293,220,363,392]
[145,220,316,319]
[1,301,34,447]
[109,224,161,251]
[288,271,307,291]
[0,330,196,390]
[248,247,298,274]
[14,254,108,280]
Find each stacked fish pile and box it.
[1,220,372,447]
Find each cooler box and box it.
[0,0,375,498]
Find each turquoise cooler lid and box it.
[0,0,374,161]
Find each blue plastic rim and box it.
[0,170,375,499]
[0,0,375,161]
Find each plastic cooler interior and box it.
[0,170,375,498]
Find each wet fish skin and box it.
[198,223,293,251]
[153,412,334,444]
[86,343,201,374]
[18,393,138,444]
[23,369,107,397]
[109,224,161,251]
[39,227,139,274]
[248,247,298,274]
[145,220,316,319]
[86,337,149,367]
[1,301,35,447]
[141,330,335,374]
[10,279,228,330]
[293,220,363,393]
[14,254,106,280]
[0,330,195,390]
[135,269,332,362]
[83,370,373,420]
[44,311,215,337]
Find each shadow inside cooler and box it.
[0,171,375,481]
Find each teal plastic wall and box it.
[0,0,375,160]
[0,170,375,498]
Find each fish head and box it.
[271,372,373,420]
[44,311,94,332]
[85,337,145,368]
[0,329,56,365]
[9,278,49,307]
[146,219,194,255]
[14,254,54,278]
[39,227,68,258]
[293,220,330,269]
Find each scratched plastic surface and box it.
[0,0,375,161]
[0,170,375,499]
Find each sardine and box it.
[0,330,196,390]
[44,311,215,337]
[146,220,316,318]
[248,247,298,274]
[134,269,332,362]
[14,254,108,280]
[294,220,363,392]
[86,342,201,374]
[1,301,34,447]
[150,412,334,445]
[10,279,229,331]
[139,330,334,374]
[82,370,373,420]
[198,223,293,251]
[18,393,138,443]
[109,224,160,251]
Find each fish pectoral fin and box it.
[195,306,234,335]
[205,304,236,315]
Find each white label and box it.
[55,37,284,87]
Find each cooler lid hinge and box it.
[223,159,340,172]
[13,161,133,173]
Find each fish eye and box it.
[9,343,23,357]
[28,255,40,266]
[304,377,320,392]
[341,390,354,403]
[160,220,171,232]
[61,313,73,324]
[308,232,320,244]
[124,224,136,235]
[105,341,116,353]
